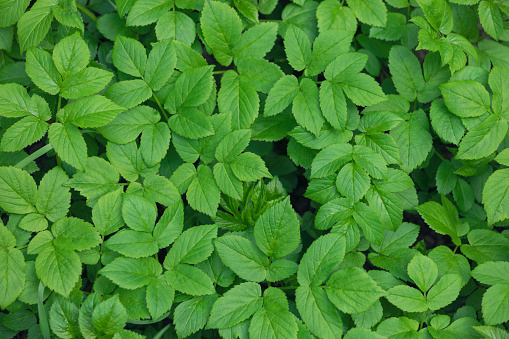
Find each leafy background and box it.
[0,0,509,338]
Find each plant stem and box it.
[279,285,299,290]
[419,311,426,330]
[38,282,51,339]
[76,4,97,22]
[434,148,445,161]
[213,70,227,75]
[15,144,54,169]
[152,93,169,122]
[127,311,170,324]
[153,324,171,339]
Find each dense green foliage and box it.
[1,0,509,338]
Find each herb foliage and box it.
[0,0,509,338]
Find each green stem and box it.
[16,244,28,250]
[153,324,171,339]
[15,144,54,169]
[38,282,51,339]
[127,311,170,325]
[213,70,227,75]
[419,311,426,330]
[434,148,445,161]
[279,285,299,290]
[152,93,169,122]
[76,3,97,22]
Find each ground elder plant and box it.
[1,0,509,338]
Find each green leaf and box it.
[48,123,87,171]
[490,66,509,119]
[98,105,159,144]
[237,57,284,94]
[92,295,127,335]
[389,46,425,102]
[249,288,298,339]
[144,40,176,91]
[293,78,325,136]
[340,73,386,107]
[99,257,162,290]
[105,79,152,109]
[0,83,33,117]
[456,115,507,160]
[428,246,471,286]
[67,157,120,207]
[390,110,432,172]
[417,196,463,246]
[326,267,385,314]
[427,274,462,310]
[165,264,216,295]
[164,225,217,268]
[297,233,346,286]
[429,98,465,145]
[126,0,173,27]
[92,188,124,236]
[0,0,30,27]
[336,162,370,202]
[284,25,312,72]
[49,299,80,339]
[140,122,171,166]
[187,164,220,216]
[58,95,124,128]
[146,275,174,320]
[417,0,453,34]
[174,295,217,338]
[168,107,214,140]
[483,169,509,224]
[122,194,157,233]
[52,217,101,251]
[310,143,352,178]
[0,227,25,309]
[60,67,113,99]
[52,33,90,78]
[213,163,243,200]
[35,244,81,297]
[440,80,491,118]
[479,0,503,40]
[215,235,269,282]
[377,317,419,337]
[319,81,347,130]
[215,130,250,163]
[346,0,387,27]
[296,286,343,339]
[307,30,352,76]
[17,5,53,52]
[1,115,49,152]
[461,230,509,263]
[264,75,299,117]
[233,23,278,59]
[317,0,358,33]
[201,0,243,66]
[482,284,509,325]
[219,71,260,130]
[155,11,196,45]
[472,261,509,286]
[234,0,258,22]
[207,282,262,329]
[105,230,159,258]
[25,48,61,95]
[165,66,214,113]
[0,166,37,214]
[254,197,300,259]
[407,253,438,292]
[112,36,147,78]
[386,285,427,312]
[229,152,271,182]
